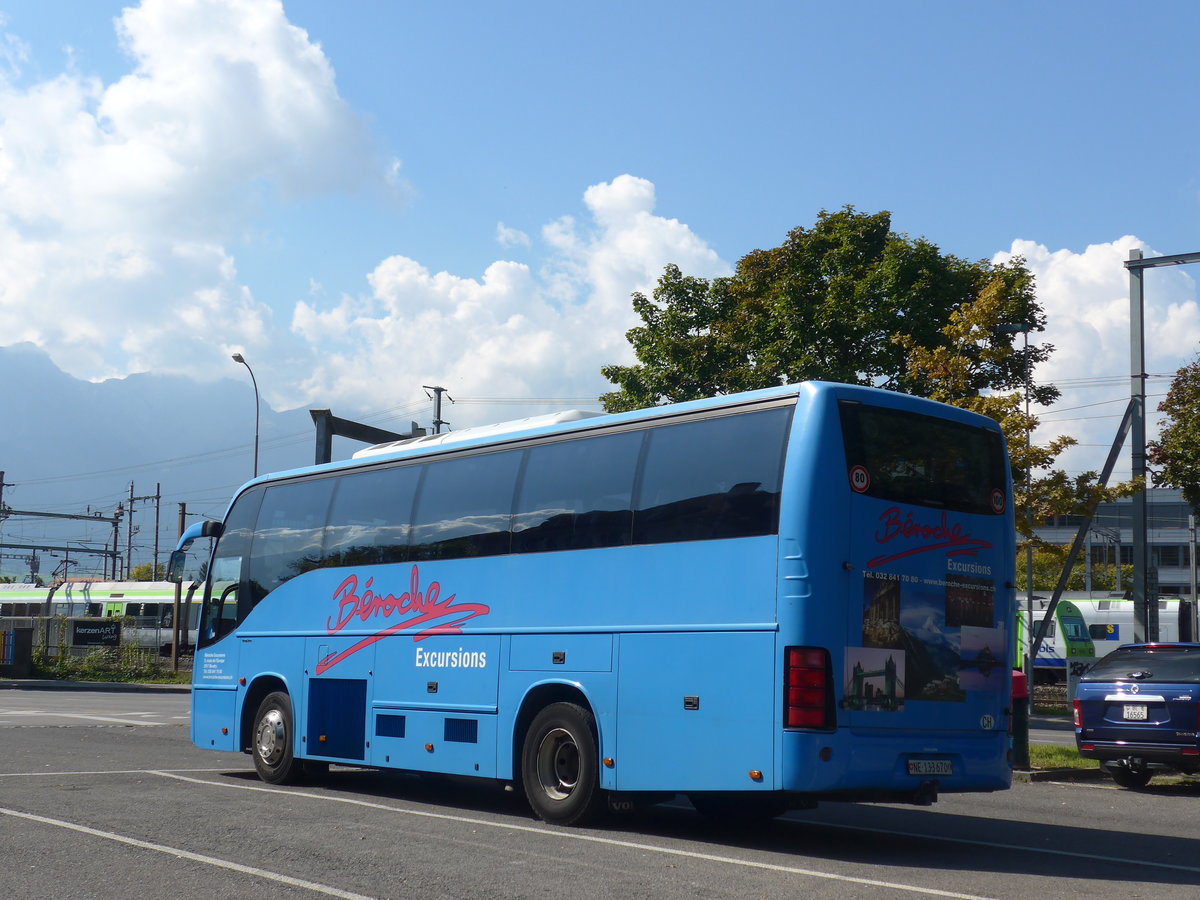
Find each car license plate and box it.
[1123,704,1148,721]
[907,759,952,776]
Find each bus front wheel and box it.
[252,691,301,785]
[521,702,604,826]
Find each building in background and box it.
[1036,489,1197,598]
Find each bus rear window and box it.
[838,401,1007,516]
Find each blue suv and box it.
[1074,643,1200,788]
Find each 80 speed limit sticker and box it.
[849,465,870,493]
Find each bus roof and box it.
[238,380,1004,491]
[352,409,606,458]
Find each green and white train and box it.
[0,581,201,654]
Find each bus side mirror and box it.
[166,549,188,584]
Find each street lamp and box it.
[232,353,260,478]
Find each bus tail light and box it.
[785,646,833,730]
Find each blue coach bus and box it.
[170,382,1015,825]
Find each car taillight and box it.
[785,646,832,729]
[1072,699,1082,728]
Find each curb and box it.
[0,679,191,694]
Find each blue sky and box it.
[2,0,1199,479]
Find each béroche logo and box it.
[867,506,992,569]
[315,565,489,675]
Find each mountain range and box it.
[0,343,365,580]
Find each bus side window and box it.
[323,464,420,567]
[247,479,336,605]
[513,430,640,554]
[634,407,790,544]
[411,450,522,561]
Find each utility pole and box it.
[172,501,186,670]
[1124,248,1200,640]
[153,483,161,579]
[1191,515,1198,642]
[122,482,164,579]
[127,482,135,579]
[110,504,123,580]
[423,385,454,434]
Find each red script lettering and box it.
[315,565,489,674]
[867,507,991,569]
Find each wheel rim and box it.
[256,707,286,768]
[535,727,580,801]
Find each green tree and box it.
[1017,543,1131,592]
[130,563,166,581]
[1148,355,1200,513]
[600,207,1042,412]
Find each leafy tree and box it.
[600,207,1041,412]
[1148,355,1200,513]
[1017,543,1131,592]
[130,563,166,581]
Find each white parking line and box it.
[153,771,999,900]
[0,767,230,778]
[0,806,376,900]
[0,710,166,726]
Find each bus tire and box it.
[252,691,301,785]
[521,702,604,826]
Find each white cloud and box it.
[994,238,1200,478]
[0,0,379,388]
[0,15,29,80]
[496,222,530,248]
[292,175,730,422]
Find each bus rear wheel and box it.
[521,702,604,826]
[252,691,302,785]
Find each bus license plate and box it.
[1123,704,1148,721]
[907,759,952,776]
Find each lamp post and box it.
[232,353,260,478]
[998,323,1034,675]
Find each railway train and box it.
[0,581,201,654]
